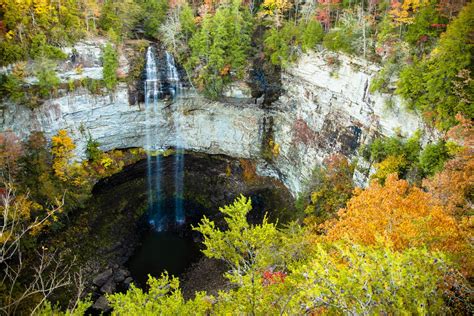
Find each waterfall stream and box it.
[144,47,185,230]
[145,47,164,231]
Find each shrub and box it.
[35,59,61,98]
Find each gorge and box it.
[0,1,472,314]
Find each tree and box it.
[102,44,119,91]
[98,0,141,38]
[140,0,169,39]
[51,130,76,182]
[424,115,473,219]
[187,0,252,98]
[0,132,23,177]
[259,0,292,27]
[107,196,453,315]
[107,273,212,315]
[304,154,354,229]
[323,174,469,255]
[35,58,61,98]
[287,243,448,314]
[396,2,474,129]
[389,0,429,25]
[193,195,278,281]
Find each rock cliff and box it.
[1,40,433,196]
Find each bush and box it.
[323,27,355,54]
[0,73,26,103]
[35,59,61,98]
[419,141,451,176]
[0,41,25,66]
[301,20,324,51]
[29,33,67,60]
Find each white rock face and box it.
[267,51,432,194]
[2,87,263,162]
[0,46,431,196]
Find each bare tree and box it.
[0,182,83,315]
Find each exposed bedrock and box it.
[1,40,437,195]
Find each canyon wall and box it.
[1,40,433,196]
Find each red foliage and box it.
[262,270,287,286]
[0,131,23,176]
[0,21,6,35]
[315,0,341,29]
[293,119,317,146]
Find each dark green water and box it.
[127,230,201,287]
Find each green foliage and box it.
[301,20,324,51]
[111,197,451,315]
[264,20,323,67]
[139,0,169,39]
[107,273,212,315]
[303,155,354,227]
[264,22,300,66]
[369,131,421,164]
[35,59,61,98]
[35,298,92,316]
[367,132,453,180]
[366,132,421,181]
[98,0,141,40]
[405,3,446,49]
[0,41,25,66]
[288,243,447,314]
[0,0,85,65]
[193,195,278,279]
[396,2,474,130]
[179,3,196,42]
[419,140,451,176]
[29,33,67,60]
[323,27,356,54]
[0,73,27,103]
[102,44,119,91]
[186,0,253,98]
[86,136,102,162]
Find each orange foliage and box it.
[240,159,257,183]
[324,174,469,255]
[424,115,473,219]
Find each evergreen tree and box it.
[397,2,474,130]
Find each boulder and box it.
[93,269,113,287]
[92,295,110,312]
[100,278,117,294]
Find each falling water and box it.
[165,51,185,225]
[145,47,164,231]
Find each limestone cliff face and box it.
[267,52,435,193]
[0,41,432,196]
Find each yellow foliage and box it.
[389,0,429,24]
[51,130,76,181]
[371,155,406,183]
[269,140,280,158]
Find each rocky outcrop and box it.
[267,51,436,193]
[0,41,433,196]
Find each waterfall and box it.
[144,47,164,231]
[144,48,185,229]
[165,51,185,225]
